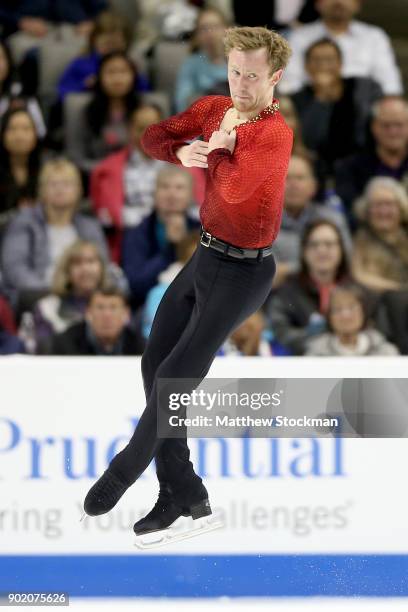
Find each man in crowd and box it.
[48,286,144,355]
[279,0,403,95]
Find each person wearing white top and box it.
[278,0,403,95]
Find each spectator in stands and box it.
[232,0,319,31]
[0,323,25,354]
[26,240,110,353]
[0,108,42,233]
[134,0,199,55]
[265,218,350,355]
[174,7,229,112]
[122,165,201,308]
[48,285,144,355]
[291,38,382,171]
[279,0,403,96]
[0,40,45,136]
[273,155,351,288]
[141,229,200,338]
[2,1,107,39]
[68,51,141,174]
[216,310,290,356]
[4,1,109,96]
[375,289,408,355]
[351,177,408,292]
[306,283,399,355]
[91,102,207,262]
[278,96,312,160]
[0,287,25,353]
[335,96,408,214]
[90,102,166,262]
[57,11,138,100]
[1,158,108,303]
[1,294,27,349]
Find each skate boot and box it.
[83,468,130,516]
[133,483,211,536]
[133,483,224,549]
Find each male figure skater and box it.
[83,26,293,539]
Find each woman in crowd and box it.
[306,283,399,356]
[68,51,141,173]
[265,218,350,355]
[1,158,108,304]
[174,7,229,112]
[0,108,43,232]
[0,40,46,136]
[57,10,142,100]
[352,176,408,292]
[27,240,110,353]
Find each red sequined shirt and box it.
[141,95,293,248]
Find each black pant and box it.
[109,239,276,506]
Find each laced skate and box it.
[83,469,130,516]
[133,486,224,549]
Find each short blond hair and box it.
[38,158,83,202]
[223,26,292,75]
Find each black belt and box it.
[199,226,274,260]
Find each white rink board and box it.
[1,356,408,555]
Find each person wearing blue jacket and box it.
[122,165,200,308]
[57,10,150,101]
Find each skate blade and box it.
[79,512,86,522]
[134,515,224,550]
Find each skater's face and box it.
[155,172,192,217]
[228,47,283,114]
[329,291,364,336]
[69,245,104,296]
[284,156,317,211]
[86,294,130,345]
[304,224,343,277]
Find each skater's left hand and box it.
[208,129,237,154]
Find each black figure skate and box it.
[82,468,130,517]
[133,483,224,549]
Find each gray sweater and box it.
[306,329,399,356]
[1,203,108,296]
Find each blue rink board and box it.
[1,555,408,597]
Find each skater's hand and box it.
[175,140,209,168]
[208,129,237,154]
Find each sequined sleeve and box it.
[141,96,215,165]
[206,120,293,204]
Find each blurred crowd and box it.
[0,0,407,358]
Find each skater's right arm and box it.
[141,96,214,166]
